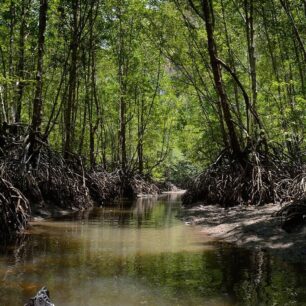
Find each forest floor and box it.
[182,203,306,263]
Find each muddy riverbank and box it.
[183,203,306,263]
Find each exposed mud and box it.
[183,203,306,263]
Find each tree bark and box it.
[31,0,48,133]
[244,0,257,114]
[8,0,15,122]
[26,0,48,169]
[279,0,306,61]
[118,6,127,173]
[15,0,29,123]
[64,0,79,158]
[200,0,242,157]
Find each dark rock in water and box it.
[24,287,55,306]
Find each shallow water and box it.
[1,193,306,306]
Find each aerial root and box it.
[0,178,30,241]
[0,123,163,239]
[274,198,306,232]
[183,149,305,207]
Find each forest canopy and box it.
[0,0,305,182]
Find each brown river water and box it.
[1,193,306,305]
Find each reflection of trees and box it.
[52,193,185,229]
[133,197,155,227]
[1,195,306,305]
[125,250,224,303]
[211,244,306,305]
[165,192,185,203]
[133,196,184,228]
[0,234,35,304]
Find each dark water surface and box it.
[1,193,306,306]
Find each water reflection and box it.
[0,194,306,305]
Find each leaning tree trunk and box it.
[279,0,306,61]
[200,0,242,158]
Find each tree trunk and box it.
[137,95,144,174]
[64,0,79,158]
[244,0,257,123]
[89,3,101,169]
[15,0,28,123]
[0,45,8,123]
[8,0,15,122]
[200,0,242,158]
[31,0,47,133]
[221,0,245,136]
[118,8,127,173]
[26,0,48,169]
[279,0,306,61]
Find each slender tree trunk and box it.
[292,37,306,97]
[88,3,101,169]
[31,0,48,133]
[15,0,28,123]
[200,0,242,157]
[0,46,8,123]
[245,0,257,111]
[89,48,100,169]
[261,4,283,101]
[119,92,127,172]
[78,59,88,156]
[137,95,144,174]
[8,1,15,122]
[26,0,48,169]
[118,9,127,173]
[221,0,245,137]
[279,0,306,61]
[64,0,79,158]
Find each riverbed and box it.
[1,193,306,305]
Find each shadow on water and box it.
[1,193,306,305]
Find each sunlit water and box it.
[1,193,306,305]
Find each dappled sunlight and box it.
[185,203,306,263]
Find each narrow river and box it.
[1,193,306,305]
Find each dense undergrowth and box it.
[182,145,306,231]
[0,124,160,241]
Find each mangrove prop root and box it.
[0,123,162,238]
[274,198,306,233]
[86,170,121,203]
[183,149,305,207]
[129,174,160,196]
[0,178,30,241]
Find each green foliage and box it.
[0,0,304,179]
